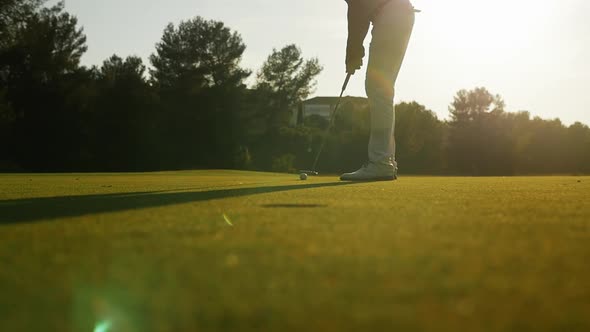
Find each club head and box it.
[299,170,319,176]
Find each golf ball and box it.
[300,173,308,181]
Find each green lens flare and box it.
[93,320,112,332]
[223,213,233,226]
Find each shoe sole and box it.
[340,175,397,182]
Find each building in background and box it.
[291,97,345,126]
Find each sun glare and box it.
[417,0,554,62]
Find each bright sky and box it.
[59,0,590,125]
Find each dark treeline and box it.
[1,1,589,175]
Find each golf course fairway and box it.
[1,171,589,331]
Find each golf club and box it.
[300,73,352,176]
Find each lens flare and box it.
[222,213,233,226]
[93,320,112,332]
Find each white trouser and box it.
[365,3,414,166]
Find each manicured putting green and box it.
[1,171,589,331]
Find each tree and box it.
[1,0,42,167]
[4,1,87,81]
[149,17,251,169]
[562,122,590,174]
[449,87,505,123]
[150,17,250,90]
[520,117,569,174]
[255,44,323,129]
[250,45,322,169]
[0,88,16,168]
[100,55,145,82]
[447,87,508,175]
[1,1,88,170]
[396,102,445,174]
[90,55,159,171]
[0,0,44,49]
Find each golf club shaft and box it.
[310,73,352,173]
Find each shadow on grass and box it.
[0,182,351,225]
[261,204,328,208]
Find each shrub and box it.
[271,154,296,173]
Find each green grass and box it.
[1,171,589,332]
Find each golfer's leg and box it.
[366,43,395,166]
[366,12,414,166]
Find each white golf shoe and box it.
[340,162,398,182]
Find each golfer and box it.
[340,0,416,181]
